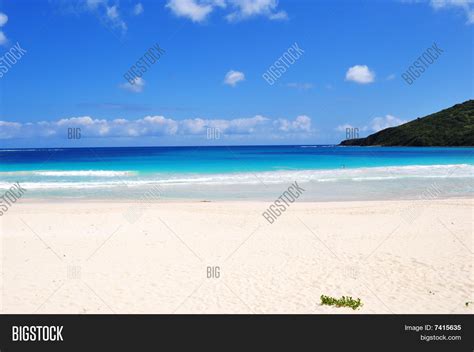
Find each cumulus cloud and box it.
[370,114,407,132]
[120,77,145,93]
[85,0,105,9]
[345,65,375,84]
[0,12,8,27]
[105,5,127,31]
[77,0,127,32]
[0,121,21,139]
[165,0,215,22]
[430,0,474,24]
[0,114,314,139]
[224,70,245,86]
[0,12,8,46]
[223,115,268,133]
[226,0,288,22]
[0,31,7,46]
[181,115,269,134]
[274,115,312,133]
[106,5,119,19]
[165,0,286,22]
[133,3,144,15]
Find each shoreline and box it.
[6,194,474,204]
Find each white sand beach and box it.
[1,198,473,314]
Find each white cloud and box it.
[345,65,375,84]
[226,0,287,21]
[106,5,127,31]
[133,3,144,15]
[430,0,474,24]
[182,115,269,134]
[0,121,21,127]
[57,116,97,126]
[165,0,287,22]
[120,77,145,93]
[224,70,245,86]
[0,12,8,46]
[386,73,396,81]
[166,0,214,22]
[59,115,178,137]
[0,121,21,139]
[275,115,312,133]
[0,114,314,139]
[181,118,207,134]
[106,5,119,19]
[139,116,179,135]
[0,31,7,46]
[0,12,8,27]
[86,0,105,10]
[225,115,268,133]
[370,114,407,132]
[80,0,127,32]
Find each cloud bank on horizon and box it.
[0,112,412,145]
[0,114,314,140]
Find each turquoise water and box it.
[0,146,472,200]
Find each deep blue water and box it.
[1,145,473,173]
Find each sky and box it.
[0,0,473,147]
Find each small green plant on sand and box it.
[320,295,363,310]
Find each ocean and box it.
[0,146,472,201]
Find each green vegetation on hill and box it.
[340,100,474,146]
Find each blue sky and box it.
[0,0,472,147]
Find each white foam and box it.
[0,164,471,190]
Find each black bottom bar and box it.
[0,314,472,351]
